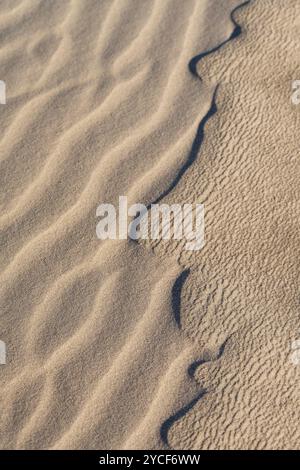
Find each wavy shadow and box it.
[153,1,251,206]
[160,389,207,447]
[162,336,230,447]
[153,85,218,205]
[189,1,251,79]
[188,335,231,378]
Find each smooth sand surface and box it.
[0,0,299,449]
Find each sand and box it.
[0,0,299,450]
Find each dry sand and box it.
[0,0,300,450]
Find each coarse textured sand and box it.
[0,0,299,450]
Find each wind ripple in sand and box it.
[0,0,251,449]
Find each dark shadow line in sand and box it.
[188,336,231,378]
[152,1,250,207]
[152,85,218,206]
[171,268,190,328]
[162,336,230,447]
[189,1,250,79]
[160,389,207,447]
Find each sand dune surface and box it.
[0,0,299,450]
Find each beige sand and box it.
[0,0,299,450]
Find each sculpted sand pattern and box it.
[0,0,247,449]
[0,0,298,450]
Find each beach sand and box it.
[0,0,299,449]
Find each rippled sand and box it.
[0,0,299,450]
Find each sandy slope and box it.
[0,0,299,450]
[0,0,243,449]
